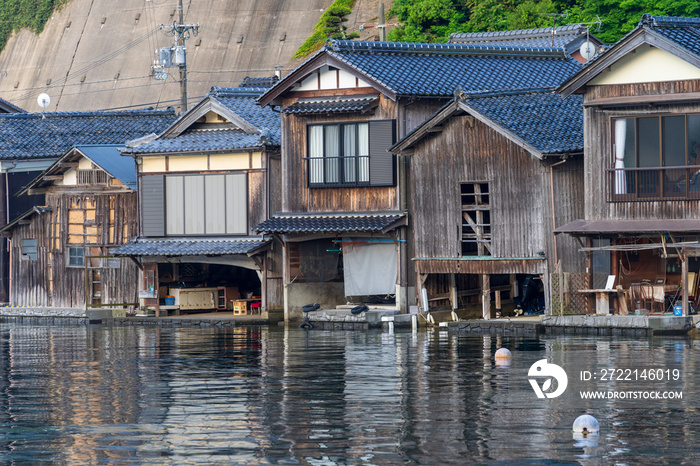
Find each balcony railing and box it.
[607,166,700,202]
[305,155,370,187]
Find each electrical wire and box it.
[14,27,162,103]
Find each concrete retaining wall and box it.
[286,283,345,322]
[444,319,543,335]
[0,306,85,317]
[542,315,694,336]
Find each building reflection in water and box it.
[0,323,697,464]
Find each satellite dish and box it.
[579,41,596,61]
[37,93,51,111]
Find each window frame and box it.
[163,172,248,237]
[610,113,700,202]
[21,239,37,261]
[460,181,491,257]
[67,246,84,268]
[306,121,371,188]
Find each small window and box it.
[68,247,84,267]
[22,239,37,260]
[461,182,491,256]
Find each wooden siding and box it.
[410,114,555,261]
[547,155,587,273]
[415,258,546,275]
[10,215,50,307]
[268,154,282,215]
[281,95,398,212]
[398,97,450,136]
[10,192,139,308]
[584,80,700,220]
[584,80,700,102]
[264,236,284,310]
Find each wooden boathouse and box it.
[392,89,586,319]
[557,14,700,317]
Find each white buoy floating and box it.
[572,414,599,436]
[494,348,511,360]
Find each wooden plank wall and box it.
[10,214,50,307]
[42,191,139,308]
[585,80,700,221]
[264,237,285,310]
[281,95,399,212]
[547,155,587,273]
[410,114,552,262]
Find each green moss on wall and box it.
[294,0,358,58]
[0,0,69,53]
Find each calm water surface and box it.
[0,322,699,464]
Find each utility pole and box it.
[176,0,188,112]
[154,0,198,113]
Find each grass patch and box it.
[294,0,359,58]
[0,0,70,53]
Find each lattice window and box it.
[550,272,592,315]
[461,181,491,256]
[77,169,110,185]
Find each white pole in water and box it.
[411,314,417,333]
[388,320,394,334]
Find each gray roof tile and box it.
[282,96,379,114]
[449,25,593,49]
[111,237,268,257]
[125,81,281,155]
[0,109,177,160]
[254,211,406,233]
[463,90,583,154]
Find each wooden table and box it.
[578,289,619,315]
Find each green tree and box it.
[388,0,469,43]
[294,0,358,57]
[0,0,68,53]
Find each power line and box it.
[14,27,162,103]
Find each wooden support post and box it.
[449,273,458,310]
[482,274,490,320]
[616,285,629,315]
[495,290,501,318]
[682,248,688,317]
[510,274,517,298]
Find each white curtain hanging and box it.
[614,119,627,195]
[308,126,324,184]
[342,239,397,296]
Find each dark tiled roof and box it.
[0,109,177,160]
[639,15,700,56]
[212,92,281,145]
[449,25,592,49]
[126,81,281,155]
[254,211,406,233]
[463,91,583,154]
[111,237,268,257]
[317,40,580,97]
[282,96,379,114]
[121,129,272,154]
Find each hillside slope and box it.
[0,0,340,112]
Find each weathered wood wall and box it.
[10,191,140,308]
[280,95,446,213]
[264,237,285,310]
[411,115,556,265]
[546,155,587,273]
[10,213,51,307]
[584,80,700,220]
